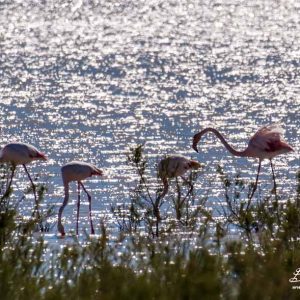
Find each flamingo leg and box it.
[23,164,39,217]
[249,160,261,200]
[180,175,193,191]
[180,175,194,207]
[154,177,168,221]
[270,160,277,197]
[80,182,95,235]
[3,165,15,199]
[159,177,169,200]
[76,181,80,235]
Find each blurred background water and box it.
[0,0,299,240]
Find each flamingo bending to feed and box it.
[57,161,103,236]
[192,124,294,198]
[0,142,47,209]
[158,155,201,199]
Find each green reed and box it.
[0,150,300,299]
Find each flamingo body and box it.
[0,142,47,215]
[192,124,294,198]
[193,124,293,161]
[58,161,103,236]
[158,155,201,198]
[158,155,201,179]
[246,125,293,160]
[61,161,103,183]
[0,142,47,165]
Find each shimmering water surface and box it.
[0,0,299,240]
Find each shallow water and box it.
[0,0,299,240]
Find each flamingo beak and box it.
[192,144,199,153]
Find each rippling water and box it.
[0,0,299,239]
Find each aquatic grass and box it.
[112,145,210,238]
[0,153,300,299]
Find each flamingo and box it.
[57,161,103,236]
[192,124,294,198]
[0,142,47,211]
[158,155,201,199]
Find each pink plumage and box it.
[61,161,103,184]
[0,142,47,212]
[58,161,103,237]
[192,124,294,199]
[248,124,293,159]
[158,155,201,199]
[0,142,47,165]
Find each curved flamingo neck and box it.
[57,182,70,234]
[196,128,249,157]
[63,182,69,198]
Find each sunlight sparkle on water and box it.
[0,0,299,244]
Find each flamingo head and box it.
[92,168,103,176]
[192,144,199,153]
[188,160,201,170]
[192,132,202,153]
[36,152,48,161]
[57,223,65,237]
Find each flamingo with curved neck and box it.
[158,155,201,199]
[192,124,294,199]
[57,161,103,236]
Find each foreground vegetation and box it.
[0,148,300,299]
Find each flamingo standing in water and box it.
[192,124,294,198]
[57,161,103,236]
[0,142,47,210]
[158,155,201,199]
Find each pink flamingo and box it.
[57,161,103,236]
[158,155,201,198]
[192,124,294,198]
[0,142,47,208]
